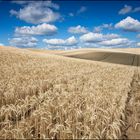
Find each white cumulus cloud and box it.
[80,32,104,42]
[68,25,88,34]
[80,32,120,43]
[80,32,133,48]
[0,43,4,46]
[15,23,57,36]
[105,34,120,39]
[137,42,140,47]
[10,1,60,24]
[43,36,77,46]
[9,37,38,48]
[115,16,140,32]
[99,38,130,46]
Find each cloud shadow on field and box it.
[63,51,140,66]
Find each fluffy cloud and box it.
[137,42,140,47]
[93,23,113,32]
[15,23,57,36]
[0,43,4,46]
[45,45,77,50]
[9,37,38,48]
[43,36,77,46]
[68,25,88,34]
[119,5,140,15]
[80,32,133,48]
[80,32,119,43]
[99,38,130,46]
[77,6,87,14]
[80,32,104,42]
[10,1,60,24]
[115,16,140,32]
[105,34,120,39]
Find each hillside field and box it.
[0,46,140,139]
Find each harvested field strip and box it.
[62,50,140,66]
[66,52,109,61]
[99,53,112,61]
[102,53,134,65]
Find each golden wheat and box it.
[0,47,137,139]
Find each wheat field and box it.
[0,46,139,139]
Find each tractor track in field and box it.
[121,56,140,139]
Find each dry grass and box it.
[0,46,137,139]
[28,48,63,55]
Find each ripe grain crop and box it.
[0,47,137,139]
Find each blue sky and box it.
[0,0,140,49]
